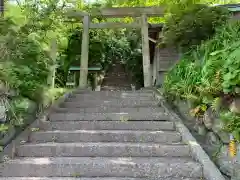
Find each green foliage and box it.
[0,30,51,102]
[222,48,240,94]
[163,4,230,49]
[6,97,32,126]
[163,57,201,102]
[0,15,60,128]
[164,20,240,140]
[0,0,71,146]
[221,111,240,141]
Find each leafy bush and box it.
[0,18,51,103]
[0,16,66,147]
[164,20,240,140]
[163,57,201,102]
[163,4,230,49]
[221,111,240,141]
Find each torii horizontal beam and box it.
[90,6,164,17]
[64,20,162,30]
[87,22,141,29]
[66,10,89,20]
[66,6,164,18]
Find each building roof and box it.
[215,3,240,12]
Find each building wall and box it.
[153,46,180,86]
[232,11,240,19]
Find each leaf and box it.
[31,127,40,132]
[210,49,225,56]
[200,104,207,112]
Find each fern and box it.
[211,97,222,111]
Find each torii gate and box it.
[66,6,164,88]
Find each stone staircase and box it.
[101,61,132,91]
[0,89,204,179]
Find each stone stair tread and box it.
[2,156,201,165]
[1,157,202,177]
[103,77,129,80]
[31,129,180,136]
[68,93,154,97]
[59,102,158,108]
[17,142,189,157]
[33,129,178,133]
[30,129,180,135]
[65,97,155,102]
[30,130,181,143]
[40,121,175,131]
[52,107,164,113]
[0,177,202,180]
[101,82,131,85]
[62,99,157,104]
[72,91,153,96]
[60,102,158,107]
[68,93,153,97]
[101,85,131,88]
[101,88,132,91]
[19,141,187,146]
[51,108,165,113]
[48,112,172,121]
[69,94,154,98]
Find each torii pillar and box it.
[79,15,90,88]
[141,14,152,87]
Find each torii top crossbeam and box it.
[66,6,165,18]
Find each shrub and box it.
[162,4,230,50]
[163,20,240,140]
[0,18,51,103]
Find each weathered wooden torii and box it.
[66,6,164,88]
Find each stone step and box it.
[104,74,128,77]
[0,178,202,180]
[59,102,159,108]
[101,87,132,91]
[102,81,131,85]
[101,84,131,88]
[40,121,175,131]
[65,98,156,104]
[1,157,203,177]
[100,85,130,88]
[65,96,155,102]
[59,101,159,108]
[48,112,171,121]
[69,94,153,98]
[51,107,164,113]
[17,142,189,157]
[30,130,181,143]
[107,71,127,74]
[103,76,129,80]
[102,77,129,81]
[72,91,153,97]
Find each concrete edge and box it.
[152,88,226,180]
[0,88,79,162]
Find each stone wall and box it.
[0,83,39,147]
[172,99,240,180]
[0,82,68,148]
